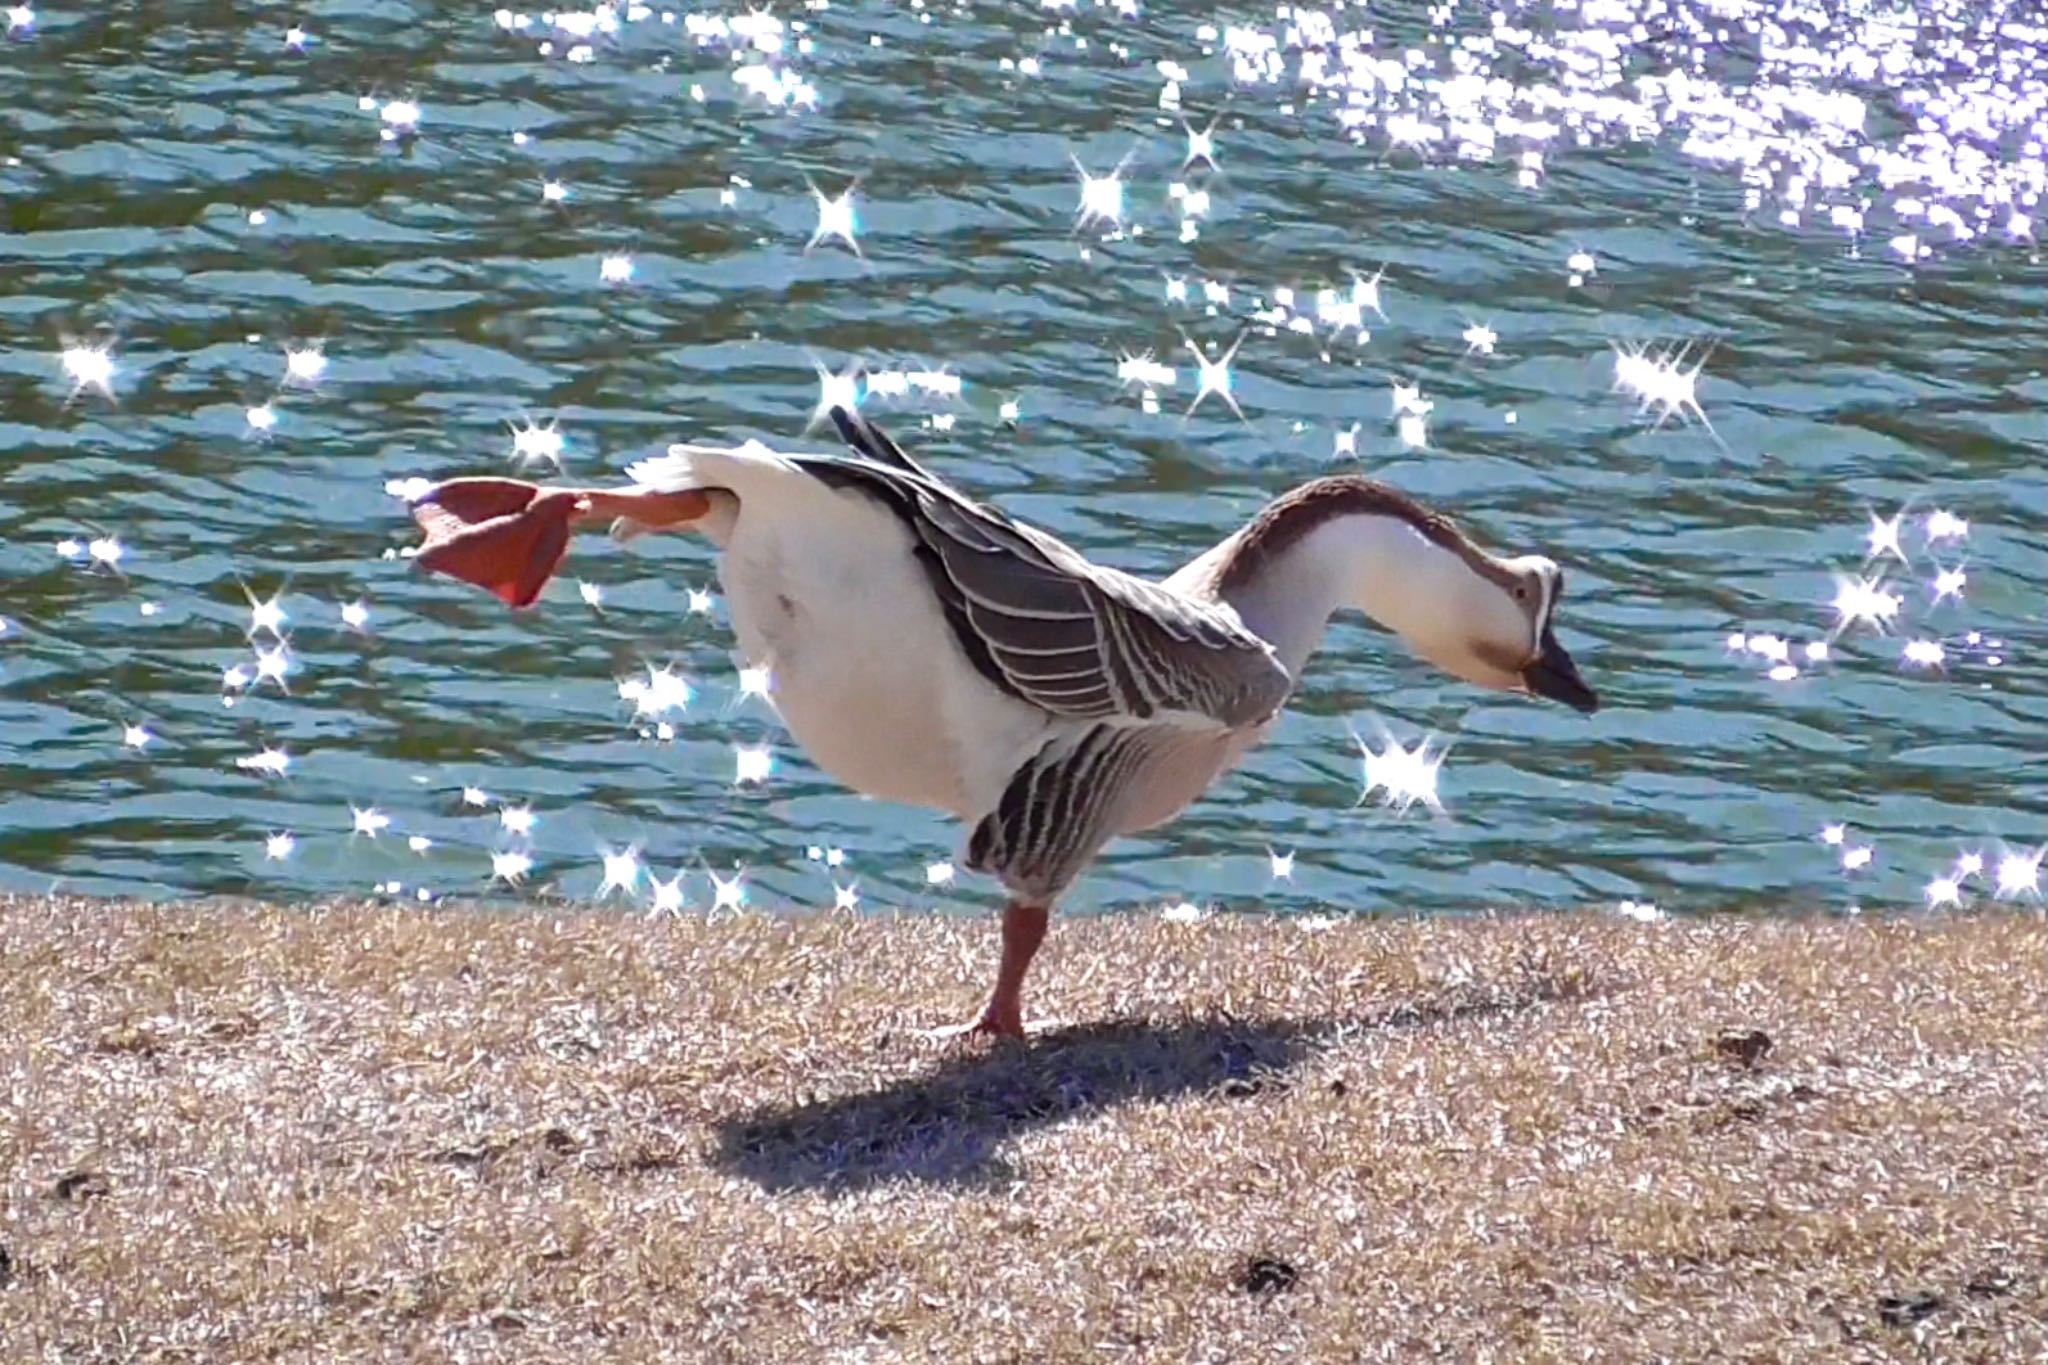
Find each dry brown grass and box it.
[3,894,2046,1363]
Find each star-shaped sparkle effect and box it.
[1930,565,1966,604]
[509,417,565,471]
[1350,266,1388,320]
[245,585,288,639]
[1182,116,1218,170]
[1461,321,1497,356]
[734,743,774,785]
[1358,732,1446,815]
[1073,154,1128,230]
[62,344,115,398]
[123,723,152,750]
[648,870,687,915]
[491,849,534,886]
[1268,848,1295,881]
[809,356,864,430]
[264,831,295,861]
[236,746,290,776]
[1865,510,1907,564]
[807,183,861,255]
[499,804,537,837]
[283,345,327,385]
[340,600,370,630]
[1924,509,1968,544]
[1829,574,1904,635]
[1924,875,1962,909]
[351,805,391,837]
[600,253,634,284]
[708,865,747,913]
[598,846,642,899]
[1995,848,2043,900]
[735,662,774,706]
[1182,329,1246,420]
[1611,341,1714,436]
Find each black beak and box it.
[1522,626,1599,714]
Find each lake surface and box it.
[2,0,2044,917]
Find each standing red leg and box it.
[928,901,1049,1041]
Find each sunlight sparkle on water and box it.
[351,806,391,838]
[1930,565,1967,604]
[598,846,642,899]
[253,643,292,692]
[509,417,565,470]
[264,831,295,861]
[807,183,860,254]
[736,662,773,704]
[925,859,955,887]
[810,357,863,428]
[1924,875,1962,910]
[833,881,859,911]
[491,849,534,886]
[1611,342,1714,436]
[1901,639,1946,670]
[1865,510,1907,564]
[624,662,691,718]
[1462,322,1497,356]
[379,100,420,139]
[1183,116,1218,169]
[1829,573,1904,635]
[1073,155,1127,230]
[1924,509,1968,544]
[8,6,34,33]
[1268,847,1295,881]
[462,786,489,808]
[500,804,537,837]
[88,536,124,571]
[709,866,747,913]
[542,179,568,203]
[123,724,152,750]
[245,404,276,433]
[1182,329,1246,420]
[600,254,634,284]
[734,742,774,784]
[245,586,287,639]
[578,581,604,610]
[408,835,432,854]
[283,345,326,385]
[62,344,115,398]
[648,870,687,915]
[1358,731,1446,815]
[1996,848,2043,900]
[686,585,715,614]
[340,600,370,630]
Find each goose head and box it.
[1401,551,1599,714]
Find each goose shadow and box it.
[711,979,1585,1193]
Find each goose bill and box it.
[1522,626,1598,714]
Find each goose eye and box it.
[1513,584,1528,602]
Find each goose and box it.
[405,407,1598,1038]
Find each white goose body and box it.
[654,437,1057,818]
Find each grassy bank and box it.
[2,895,2045,1362]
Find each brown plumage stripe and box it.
[1215,475,1520,594]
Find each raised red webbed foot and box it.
[408,479,711,609]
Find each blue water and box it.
[1,0,2044,917]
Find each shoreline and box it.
[4,895,2045,1360]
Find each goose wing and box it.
[810,407,1291,730]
